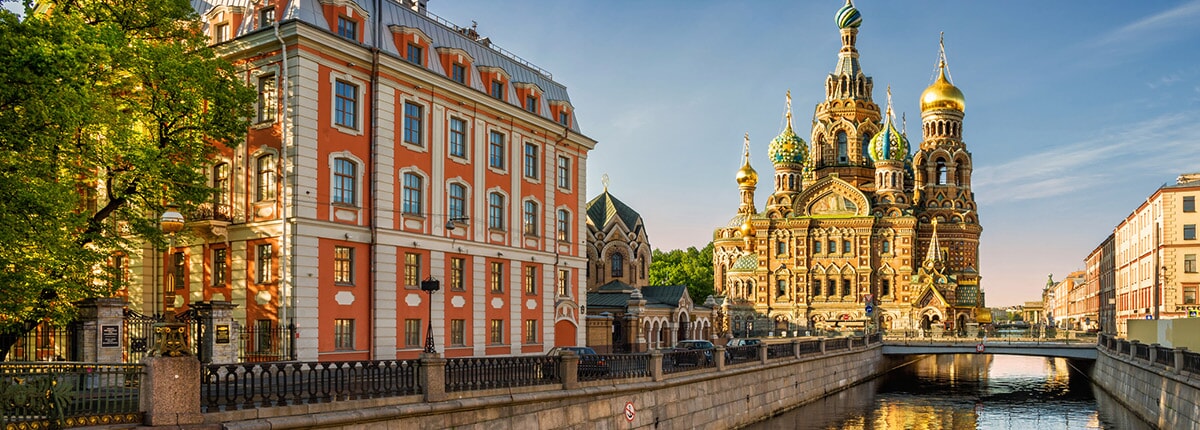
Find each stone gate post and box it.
[193,301,238,364]
[76,298,127,363]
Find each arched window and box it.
[836,131,848,163]
[333,157,357,205]
[828,240,837,253]
[841,279,851,296]
[402,172,423,215]
[881,278,891,296]
[611,253,624,278]
[936,159,948,185]
[813,240,822,254]
[826,279,837,297]
[523,200,539,235]
[776,279,787,297]
[811,279,821,296]
[213,163,230,208]
[881,240,891,253]
[556,209,570,242]
[448,183,466,219]
[256,154,276,201]
[487,192,505,230]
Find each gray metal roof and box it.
[194,0,580,133]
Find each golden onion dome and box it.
[920,65,965,112]
[735,160,758,187]
[740,219,754,237]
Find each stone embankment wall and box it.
[1092,345,1200,429]
[212,346,897,429]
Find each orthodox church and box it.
[712,1,985,336]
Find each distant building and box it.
[124,0,598,360]
[712,1,985,337]
[583,184,715,352]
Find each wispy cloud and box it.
[973,112,1200,204]
[1090,0,1200,50]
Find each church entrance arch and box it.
[919,308,943,331]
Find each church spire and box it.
[925,218,944,264]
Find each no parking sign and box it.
[624,401,636,422]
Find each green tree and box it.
[0,0,255,360]
[648,242,716,303]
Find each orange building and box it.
[126,0,596,361]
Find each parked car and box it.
[672,340,715,366]
[726,338,761,360]
[548,346,609,376]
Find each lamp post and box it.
[420,276,441,353]
[153,206,191,357]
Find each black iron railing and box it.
[766,343,792,360]
[200,360,421,412]
[1119,339,1131,355]
[797,340,821,355]
[825,337,850,351]
[1154,346,1175,367]
[662,350,715,374]
[238,324,296,362]
[1183,350,1200,374]
[1134,343,1150,360]
[2,321,82,362]
[0,362,143,428]
[578,354,648,381]
[725,346,759,364]
[444,356,559,392]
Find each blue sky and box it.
[6,1,1199,307]
[428,1,1200,307]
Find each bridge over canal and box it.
[880,336,1098,359]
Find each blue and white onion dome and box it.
[835,0,862,29]
[768,124,807,165]
[869,118,909,162]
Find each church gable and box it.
[794,177,871,217]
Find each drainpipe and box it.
[272,20,293,357]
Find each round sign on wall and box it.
[624,401,636,422]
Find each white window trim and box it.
[522,141,542,184]
[400,98,427,152]
[398,167,429,218]
[250,148,281,203]
[445,178,472,222]
[486,187,510,232]
[486,129,509,174]
[555,154,572,191]
[521,197,543,237]
[446,116,470,163]
[329,73,365,135]
[328,151,365,208]
[251,66,282,129]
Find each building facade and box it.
[123,0,598,361]
[712,1,985,336]
[1087,174,1200,336]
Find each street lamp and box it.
[153,206,191,357]
[420,276,441,353]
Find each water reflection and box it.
[745,355,1152,430]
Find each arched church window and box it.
[611,253,624,278]
[812,279,822,296]
[836,131,848,163]
[936,160,948,185]
[881,240,890,253]
[826,279,837,297]
[814,240,822,254]
[841,279,851,296]
[776,279,786,297]
[881,278,891,296]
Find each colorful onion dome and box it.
[869,119,908,162]
[767,91,808,165]
[835,0,862,29]
[870,86,909,161]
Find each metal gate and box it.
[122,309,162,364]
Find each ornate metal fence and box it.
[0,362,143,428]
[578,354,648,381]
[797,339,821,355]
[766,343,792,359]
[200,360,421,412]
[825,337,850,352]
[1183,350,1200,374]
[2,321,82,362]
[444,356,560,392]
[1154,345,1175,367]
[662,350,715,374]
[1133,343,1150,360]
[122,309,161,364]
[237,323,296,362]
[725,346,759,364]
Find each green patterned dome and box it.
[869,120,908,162]
[768,124,808,165]
[835,0,862,29]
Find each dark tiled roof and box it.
[586,292,632,308]
[597,280,635,292]
[642,285,687,305]
[586,191,642,231]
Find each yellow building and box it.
[712,1,984,336]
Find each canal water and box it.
[744,355,1154,430]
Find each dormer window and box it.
[406,43,423,66]
[525,95,538,113]
[491,81,505,100]
[259,7,275,28]
[215,23,230,43]
[558,111,569,126]
[451,63,466,84]
[337,16,357,40]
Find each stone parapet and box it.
[1093,345,1200,429]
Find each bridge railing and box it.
[200,359,422,412]
[0,362,144,429]
[444,355,560,392]
[1098,333,1199,377]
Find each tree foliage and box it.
[648,242,715,303]
[0,0,255,359]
